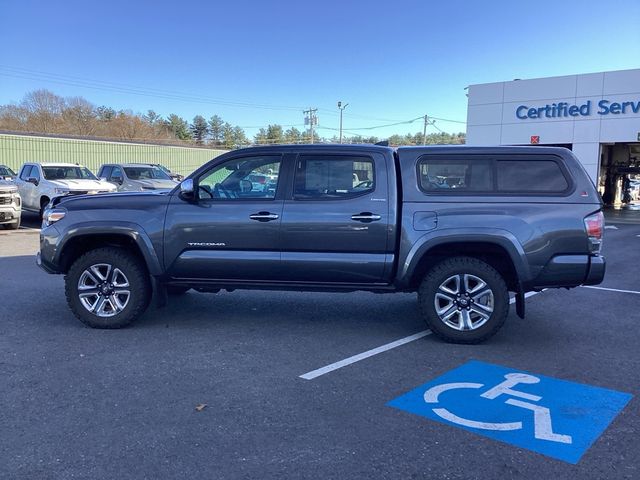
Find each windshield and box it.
[123,166,171,180]
[42,166,97,180]
[0,166,16,176]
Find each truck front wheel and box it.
[418,256,509,344]
[65,247,151,328]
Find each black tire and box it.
[418,256,509,344]
[166,286,190,295]
[39,197,50,220]
[65,247,151,328]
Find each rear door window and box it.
[294,155,375,199]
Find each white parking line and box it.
[581,285,640,295]
[299,330,432,380]
[299,291,542,381]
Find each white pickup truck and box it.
[0,179,21,230]
[15,162,116,218]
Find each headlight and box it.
[43,209,66,227]
[54,188,70,195]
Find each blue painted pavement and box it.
[388,360,632,463]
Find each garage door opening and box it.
[599,143,640,212]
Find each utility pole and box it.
[338,101,348,143]
[422,114,429,145]
[304,108,318,143]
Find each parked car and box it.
[15,162,116,218]
[247,173,272,192]
[0,179,21,229]
[154,164,184,182]
[0,165,17,181]
[98,163,178,192]
[38,145,605,344]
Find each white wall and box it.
[466,69,640,182]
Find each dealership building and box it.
[466,68,640,207]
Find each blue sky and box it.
[1,0,639,139]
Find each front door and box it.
[164,154,286,281]
[279,151,392,284]
[18,165,39,211]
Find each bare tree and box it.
[61,97,97,136]
[21,89,65,133]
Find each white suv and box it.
[15,163,116,218]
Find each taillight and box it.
[584,211,604,254]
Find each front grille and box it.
[0,196,11,205]
[68,191,89,196]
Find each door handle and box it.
[351,212,382,222]
[249,212,279,222]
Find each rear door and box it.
[279,150,393,284]
[164,153,288,281]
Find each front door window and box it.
[198,156,281,200]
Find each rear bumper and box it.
[583,255,606,286]
[531,254,605,289]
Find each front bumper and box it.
[36,251,57,273]
[36,225,61,274]
[0,205,20,224]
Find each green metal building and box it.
[0,132,227,177]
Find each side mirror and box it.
[179,178,196,201]
[27,177,39,186]
[112,175,123,185]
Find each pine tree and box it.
[190,115,209,144]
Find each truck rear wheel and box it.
[65,247,151,328]
[418,256,509,344]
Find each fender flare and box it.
[398,228,530,289]
[55,221,163,275]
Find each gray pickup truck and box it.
[37,145,605,343]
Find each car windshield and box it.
[0,166,16,176]
[123,166,171,180]
[42,166,97,180]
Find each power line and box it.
[0,65,467,126]
[0,65,468,137]
[0,66,306,112]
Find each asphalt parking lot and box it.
[1,217,639,479]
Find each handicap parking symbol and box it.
[388,361,632,463]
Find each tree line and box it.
[0,89,465,148]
